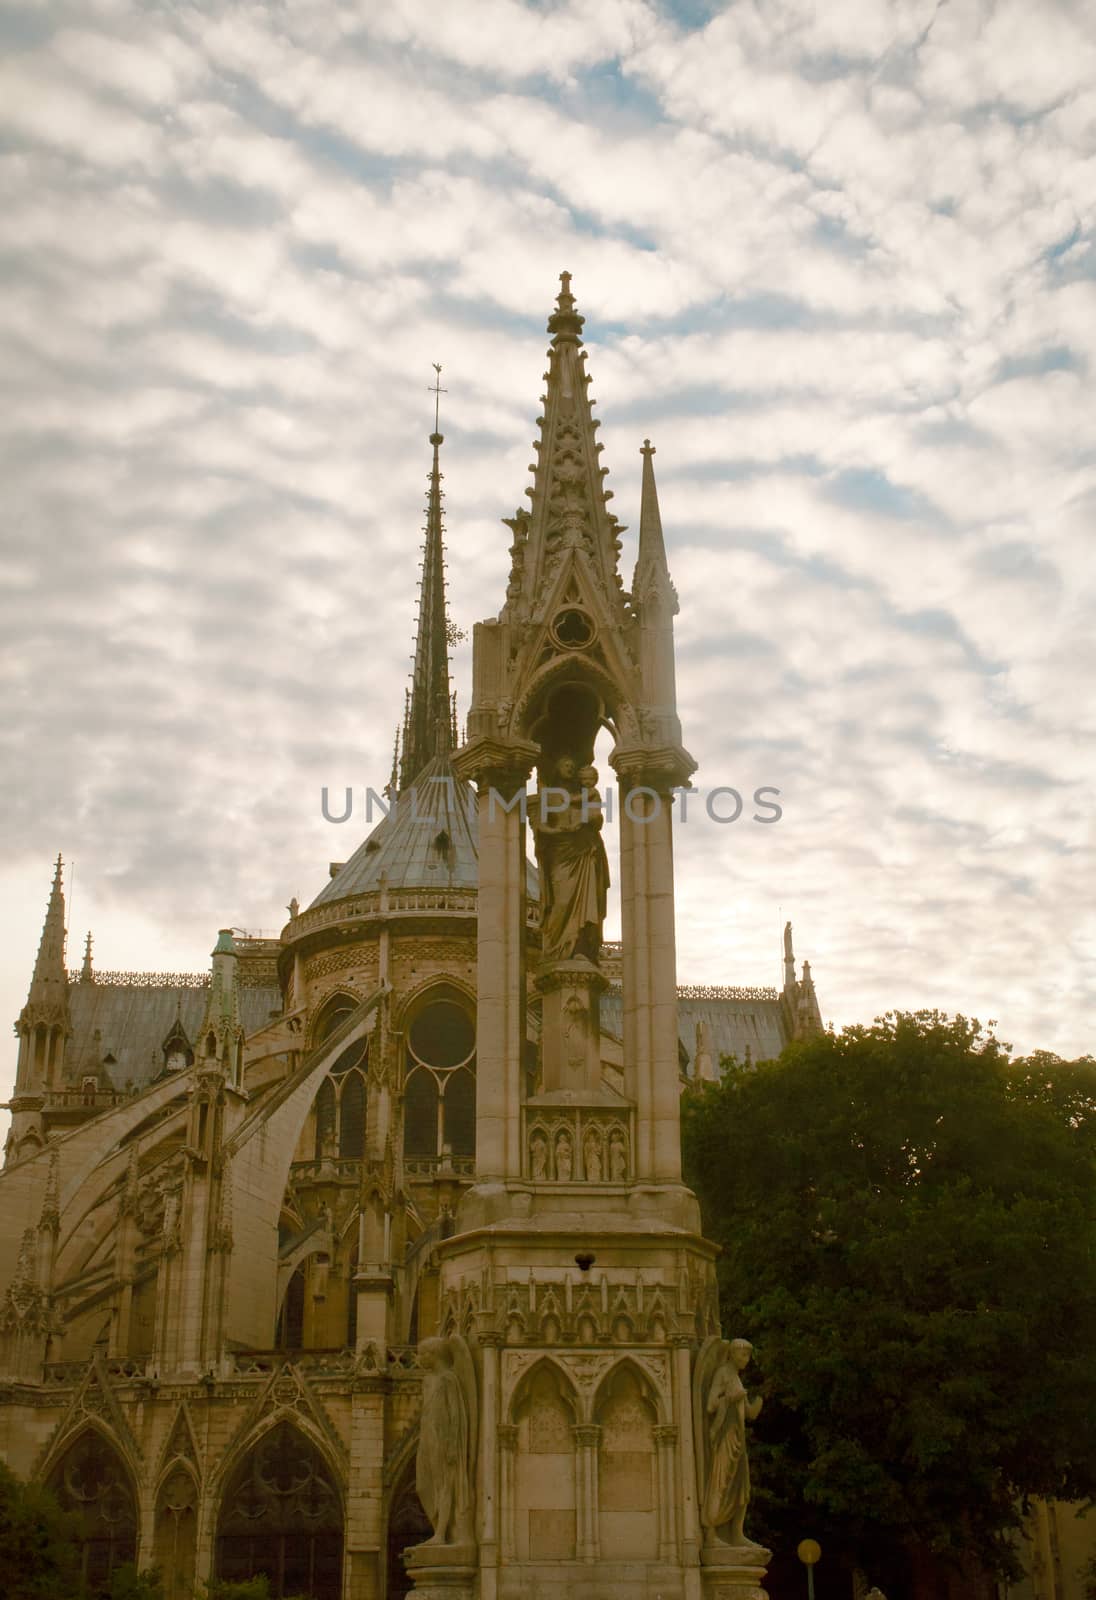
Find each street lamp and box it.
[797,1538,822,1600]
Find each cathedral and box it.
[0,277,823,1600]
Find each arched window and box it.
[402,995,476,1162]
[403,1067,439,1158]
[444,1067,475,1158]
[386,1464,431,1600]
[314,993,356,1045]
[314,1079,336,1161]
[339,1071,366,1159]
[154,1466,198,1600]
[276,1266,305,1350]
[48,1429,138,1596]
[215,1421,343,1600]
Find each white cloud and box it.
[2,0,1095,1149]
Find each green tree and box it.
[0,1458,81,1600]
[108,1566,164,1600]
[681,1012,1096,1594]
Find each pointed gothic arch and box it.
[154,1460,199,1600]
[397,979,476,1165]
[508,1356,580,1562]
[311,991,358,1049]
[592,1359,661,1561]
[213,1417,344,1600]
[46,1424,139,1596]
[385,1450,431,1600]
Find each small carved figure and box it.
[609,1128,627,1182]
[415,1337,474,1547]
[696,1337,765,1550]
[530,1131,548,1181]
[583,1127,602,1181]
[554,1129,573,1181]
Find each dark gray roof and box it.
[66,982,282,1091]
[599,991,789,1076]
[310,751,538,908]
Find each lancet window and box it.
[402,995,476,1162]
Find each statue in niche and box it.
[530,1130,548,1181]
[693,1336,768,1558]
[412,1336,477,1552]
[609,1128,627,1182]
[554,1128,573,1181]
[533,755,610,965]
[583,1127,602,1181]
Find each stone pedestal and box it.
[535,957,608,1095]
[700,1543,771,1600]
[403,1542,477,1600]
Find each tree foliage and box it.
[0,1459,81,1600]
[108,1567,164,1600]
[681,1012,1096,1592]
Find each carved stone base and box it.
[402,1541,477,1600]
[700,1542,772,1600]
[536,957,608,1096]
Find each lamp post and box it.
[797,1539,822,1600]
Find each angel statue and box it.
[412,1336,478,1552]
[693,1336,769,1558]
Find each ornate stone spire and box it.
[21,856,69,1025]
[14,856,71,1097]
[400,367,454,790]
[504,272,626,624]
[80,930,94,984]
[196,930,244,1084]
[634,441,678,613]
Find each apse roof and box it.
[308,750,539,908]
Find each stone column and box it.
[673,1337,701,1569]
[572,1422,601,1561]
[613,755,685,1183]
[654,1424,679,1562]
[478,1333,502,1600]
[347,1381,387,1600]
[497,1423,518,1565]
[453,738,537,1182]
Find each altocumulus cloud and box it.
[2,0,1095,1124]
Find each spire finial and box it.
[429,362,447,440]
[80,930,94,983]
[641,438,655,457]
[547,269,583,342]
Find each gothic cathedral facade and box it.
[0,279,822,1600]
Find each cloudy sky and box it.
[3,0,1095,1126]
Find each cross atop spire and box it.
[429,362,447,437]
[400,371,455,790]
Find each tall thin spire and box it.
[634,441,678,613]
[18,856,70,1038]
[399,367,454,790]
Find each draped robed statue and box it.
[411,1336,478,1553]
[533,755,610,965]
[693,1336,769,1560]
